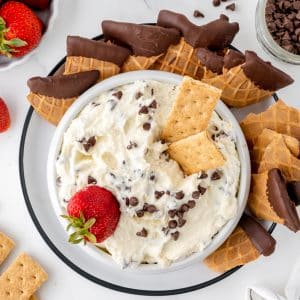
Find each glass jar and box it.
[256,0,300,65]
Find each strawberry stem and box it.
[61,212,97,244]
[0,17,27,57]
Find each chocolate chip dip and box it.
[56,80,240,268]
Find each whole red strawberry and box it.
[62,186,120,244]
[18,0,51,11]
[0,1,43,57]
[0,98,11,133]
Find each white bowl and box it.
[0,0,59,71]
[47,70,251,274]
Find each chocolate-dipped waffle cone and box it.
[64,36,130,80]
[240,100,300,147]
[152,38,204,79]
[204,51,293,107]
[251,129,300,172]
[258,135,300,181]
[122,54,163,72]
[27,71,99,125]
[248,169,300,232]
[204,215,275,273]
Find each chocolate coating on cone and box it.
[102,21,180,57]
[196,48,224,74]
[224,49,245,70]
[287,181,300,206]
[67,36,131,66]
[27,70,99,98]
[242,51,294,91]
[267,169,300,232]
[240,214,276,256]
[157,10,239,50]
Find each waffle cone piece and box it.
[27,71,99,126]
[204,214,276,273]
[64,56,120,81]
[251,128,300,172]
[152,38,204,79]
[203,64,273,107]
[122,54,162,72]
[258,135,300,181]
[241,100,300,147]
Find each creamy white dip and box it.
[56,80,240,268]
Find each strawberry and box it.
[17,0,51,11]
[62,186,120,244]
[0,1,43,57]
[0,98,10,133]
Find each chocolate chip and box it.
[125,197,130,206]
[56,176,61,186]
[151,88,154,96]
[198,185,207,195]
[175,191,185,200]
[136,228,147,237]
[143,122,151,131]
[162,227,169,235]
[188,200,196,208]
[112,91,122,100]
[139,106,149,114]
[180,204,189,213]
[144,204,158,213]
[176,210,184,218]
[166,190,170,195]
[168,220,178,229]
[149,100,157,109]
[226,3,235,11]
[155,191,165,199]
[178,218,186,227]
[193,10,205,18]
[199,172,208,179]
[192,191,200,199]
[82,136,96,152]
[135,91,143,99]
[88,175,97,184]
[168,209,177,218]
[127,141,138,150]
[212,0,221,7]
[171,231,180,241]
[211,171,222,180]
[136,210,144,217]
[129,197,138,206]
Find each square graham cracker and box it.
[0,252,48,300]
[162,76,221,142]
[0,232,15,266]
[168,131,225,175]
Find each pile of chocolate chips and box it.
[266,0,300,55]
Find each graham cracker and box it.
[0,232,15,266]
[29,295,38,300]
[168,131,225,175]
[162,76,221,142]
[0,252,48,299]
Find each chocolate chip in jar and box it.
[129,197,139,206]
[193,10,205,18]
[188,200,196,208]
[198,172,208,179]
[168,220,178,229]
[180,204,189,213]
[154,190,165,199]
[211,170,223,180]
[168,209,177,218]
[139,106,149,114]
[175,191,185,200]
[192,191,200,199]
[87,175,97,185]
[143,122,151,131]
[112,91,123,100]
[178,218,186,228]
[149,100,157,109]
[136,209,144,218]
[212,0,221,7]
[136,228,148,237]
[171,231,180,241]
[197,185,207,195]
[80,136,96,152]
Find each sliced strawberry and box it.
[0,98,11,133]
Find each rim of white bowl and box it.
[47,70,251,274]
[0,0,59,72]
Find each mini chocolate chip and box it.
[135,92,143,99]
[193,10,205,18]
[136,210,144,218]
[212,0,221,7]
[192,191,200,199]
[168,220,178,229]
[168,209,177,218]
[88,176,97,185]
[178,218,186,227]
[145,204,158,213]
[125,197,130,206]
[188,200,196,208]
[151,88,154,96]
[198,185,207,195]
[171,231,180,241]
[180,204,189,213]
[56,176,61,185]
[166,190,170,195]
[226,3,235,11]
[149,173,156,181]
[211,171,222,180]
[162,227,169,235]
[129,197,139,206]
[127,141,138,150]
[149,100,157,109]
[175,191,185,200]
[82,136,96,152]
[143,122,151,131]
[155,191,165,199]
[136,228,148,237]
[199,172,208,179]
[139,106,149,114]
[176,210,184,218]
[112,91,122,100]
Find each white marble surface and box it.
[0,0,299,299]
